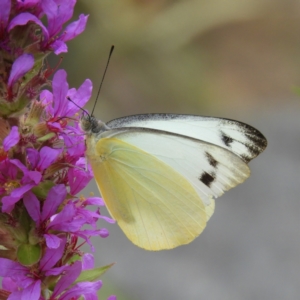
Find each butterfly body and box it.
[81,114,267,250]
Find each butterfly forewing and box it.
[106,114,267,163]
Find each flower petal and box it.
[21,280,41,300]
[0,258,27,277]
[56,280,102,300]
[26,148,39,169]
[45,265,68,276]
[44,233,62,249]
[40,237,66,271]
[23,191,41,224]
[7,54,34,88]
[0,159,19,180]
[41,184,67,221]
[52,261,82,297]
[41,0,76,37]
[2,184,34,212]
[63,133,85,157]
[66,78,92,116]
[9,159,28,174]
[61,14,88,42]
[52,39,68,55]
[2,276,17,292]
[8,12,48,39]
[68,164,92,195]
[40,89,54,115]
[82,253,94,270]
[22,170,42,185]
[3,126,20,151]
[0,0,11,29]
[84,197,105,206]
[52,69,69,117]
[37,146,60,171]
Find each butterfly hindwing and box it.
[89,135,207,250]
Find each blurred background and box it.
[60,0,300,299]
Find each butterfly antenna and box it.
[67,96,90,117]
[91,45,115,116]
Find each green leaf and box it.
[0,98,28,118]
[68,254,81,264]
[37,132,56,142]
[75,263,115,283]
[17,243,41,266]
[32,180,55,199]
[18,204,31,233]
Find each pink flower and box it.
[7,54,34,88]
[0,159,41,212]
[0,1,116,297]
[0,0,11,36]
[26,146,61,172]
[0,239,68,299]
[42,69,92,119]
[8,0,88,54]
[68,157,93,195]
[3,126,20,151]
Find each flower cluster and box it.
[0,1,116,299]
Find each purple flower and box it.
[53,281,102,300]
[23,184,67,248]
[39,69,91,159]
[8,12,48,38]
[3,126,20,151]
[40,237,67,272]
[0,1,116,297]
[0,260,41,298]
[41,0,76,38]
[0,0,11,35]
[0,159,41,212]
[0,244,102,299]
[5,53,35,101]
[76,196,115,226]
[23,184,111,250]
[7,54,34,88]
[82,253,95,270]
[16,0,43,17]
[41,0,88,54]
[49,261,85,299]
[8,0,88,55]
[40,70,92,158]
[49,14,89,55]
[43,69,92,118]
[0,239,67,299]
[68,157,93,195]
[26,146,61,172]
[47,200,110,252]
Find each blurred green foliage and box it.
[54,0,300,121]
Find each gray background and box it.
[63,1,300,298]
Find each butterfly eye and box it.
[79,115,92,132]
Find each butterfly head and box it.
[80,114,109,137]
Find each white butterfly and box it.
[81,113,267,251]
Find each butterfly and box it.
[80,113,267,251]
